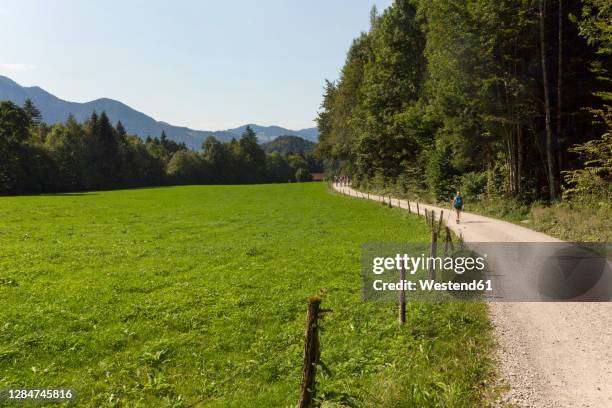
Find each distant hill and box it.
[262,135,316,155]
[0,75,318,149]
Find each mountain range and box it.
[0,75,318,150]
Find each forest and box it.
[0,101,320,194]
[316,0,610,211]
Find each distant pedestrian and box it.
[451,191,464,224]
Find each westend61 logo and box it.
[361,243,612,302]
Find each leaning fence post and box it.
[416,202,420,216]
[299,297,322,408]
[438,211,444,234]
[444,226,453,255]
[429,232,438,280]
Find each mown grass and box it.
[0,183,495,407]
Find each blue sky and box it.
[0,0,392,130]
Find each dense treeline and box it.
[262,135,317,155]
[0,101,319,194]
[317,0,611,204]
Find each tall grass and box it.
[529,201,611,242]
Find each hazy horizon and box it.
[0,0,392,131]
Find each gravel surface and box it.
[334,184,612,407]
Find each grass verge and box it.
[358,184,611,242]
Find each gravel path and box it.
[333,184,612,408]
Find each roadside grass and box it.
[467,198,611,242]
[527,201,611,242]
[0,183,495,407]
[360,184,611,242]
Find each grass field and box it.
[0,183,494,407]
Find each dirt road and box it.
[334,183,612,408]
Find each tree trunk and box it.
[556,0,563,183]
[509,130,517,196]
[517,120,523,195]
[539,0,558,201]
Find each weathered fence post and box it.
[444,226,453,255]
[416,202,420,216]
[437,211,444,234]
[399,266,406,325]
[299,297,322,408]
[429,232,438,280]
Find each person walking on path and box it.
[451,191,464,224]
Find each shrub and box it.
[563,107,611,203]
[425,144,455,202]
[459,171,487,201]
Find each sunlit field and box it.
[0,183,494,407]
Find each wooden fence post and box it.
[299,297,322,408]
[437,211,444,234]
[444,226,454,255]
[416,202,420,216]
[429,232,438,280]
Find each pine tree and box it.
[116,121,127,137]
[23,99,42,123]
[94,112,120,188]
[0,102,32,193]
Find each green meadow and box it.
[0,183,494,407]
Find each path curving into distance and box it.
[333,183,612,408]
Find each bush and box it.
[425,144,455,202]
[459,171,487,201]
[563,107,611,203]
